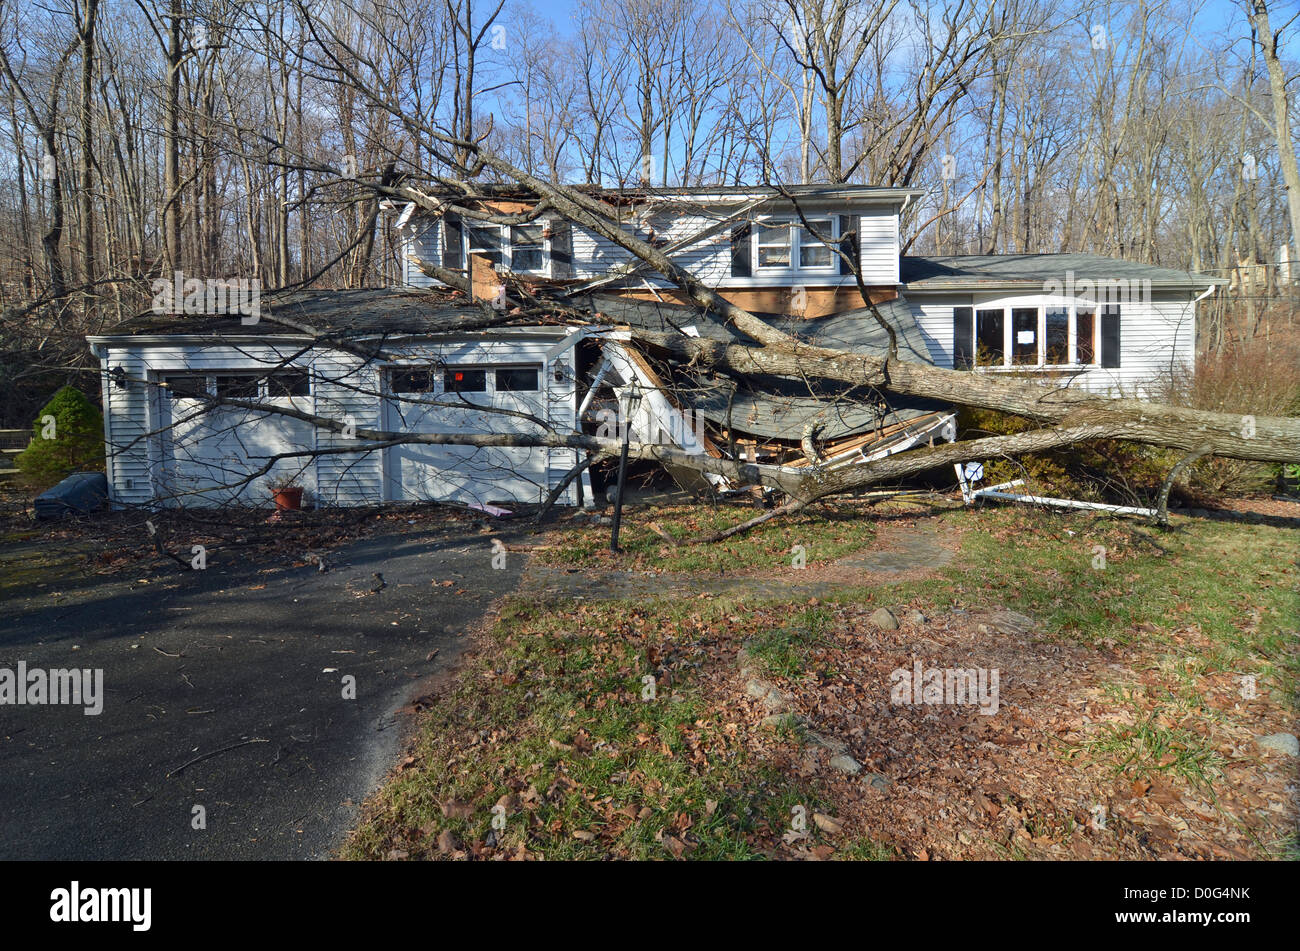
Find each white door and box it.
[155,370,316,506]
[383,364,550,506]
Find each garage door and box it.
[383,364,551,505]
[156,369,316,506]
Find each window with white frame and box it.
[162,370,310,399]
[447,218,551,275]
[797,218,836,269]
[954,303,1112,369]
[464,223,504,268]
[753,217,838,273]
[510,224,545,272]
[755,221,792,269]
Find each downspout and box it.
[1182,284,1216,378]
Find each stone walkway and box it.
[521,520,955,602]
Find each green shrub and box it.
[957,406,1179,503]
[14,385,105,489]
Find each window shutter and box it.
[549,220,572,279]
[953,306,974,369]
[443,215,464,271]
[839,214,859,276]
[1100,304,1121,368]
[730,222,752,277]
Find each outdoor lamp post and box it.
[609,378,642,553]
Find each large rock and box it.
[1256,733,1299,757]
[983,610,1035,636]
[869,607,900,630]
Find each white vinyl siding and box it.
[909,291,1198,396]
[404,203,905,289]
[857,208,900,284]
[93,333,584,509]
[402,221,441,288]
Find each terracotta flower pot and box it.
[271,486,303,511]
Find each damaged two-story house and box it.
[87,184,1216,510]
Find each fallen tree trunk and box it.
[633,331,1300,463]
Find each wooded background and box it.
[2,0,1298,426]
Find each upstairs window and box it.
[798,218,836,269]
[510,225,545,272]
[465,224,503,268]
[440,215,561,277]
[752,217,839,274]
[756,222,791,269]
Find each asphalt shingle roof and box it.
[901,254,1217,289]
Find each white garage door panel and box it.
[161,398,316,505]
[384,367,551,505]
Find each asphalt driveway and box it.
[0,520,524,860]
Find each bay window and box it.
[1011,308,1038,365]
[1076,309,1096,364]
[955,303,1117,369]
[975,309,1005,367]
[1045,308,1070,365]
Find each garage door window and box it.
[443,368,487,393]
[390,368,436,393]
[495,367,539,391]
[267,369,311,397]
[163,374,208,398]
[215,374,261,398]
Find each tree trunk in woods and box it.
[77,0,98,320]
[163,0,182,275]
[1250,0,1300,279]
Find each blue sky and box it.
[507,0,1292,53]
